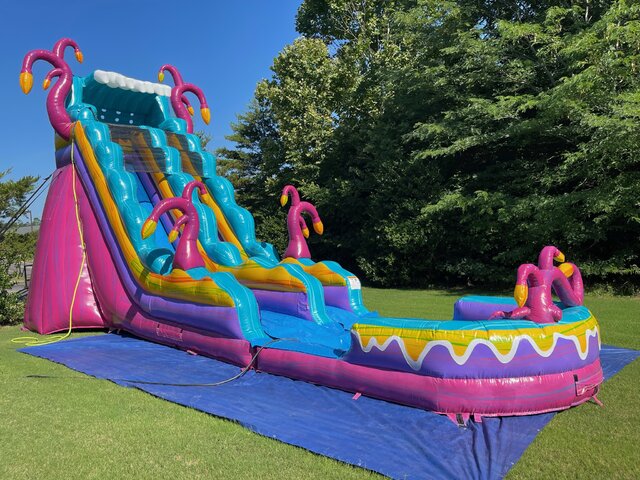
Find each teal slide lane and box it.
[297,258,371,317]
[65,74,265,343]
[154,123,339,329]
[137,126,245,266]
[157,119,278,262]
[155,119,370,320]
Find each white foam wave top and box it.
[93,70,171,97]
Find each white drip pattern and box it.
[355,324,600,370]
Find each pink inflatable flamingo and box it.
[20,38,83,140]
[141,181,208,271]
[490,246,584,323]
[280,185,323,259]
[52,38,84,63]
[42,39,84,97]
[157,64,210,133]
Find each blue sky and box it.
[0,0,301,218]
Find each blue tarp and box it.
[21,336,639,480]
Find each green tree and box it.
[0,170,39,325]
[221,0,640,291]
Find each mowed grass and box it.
[1,288,638,479]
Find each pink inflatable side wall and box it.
[24,165,104,333]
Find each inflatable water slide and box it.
[21,39,603,422]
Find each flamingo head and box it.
[514,284,528,308]
[181,95,194,116]
[558,263,574,278]
[182,180,208,201]
[141,219,158,240]
[157,64,184,85]
[20,72,33,94]
[43,68,63,90]
[280,185,300,206]
[538,245,565,269]
[201,106,211,124]
[514,263,540,307]
[177,84,211,125]
[299,217,309,238]
[168,227,180,243]
[313,220,324,235]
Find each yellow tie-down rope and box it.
[12,138,86,347]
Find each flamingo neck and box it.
[161,65,184,85]
[171,85,195,133]
[516,264,541,286]
[182,181,206,200]
[53,39,79,59]
[285,208,311,258]
[297,202,320,224]
[283,185,301,205]
[180,84,207,106]
[22,50,67,73]
[25,52,73,139]
[173,206,204,270]
[538,246,559,270]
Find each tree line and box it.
[0,171,39,324]
[218,0,640,292]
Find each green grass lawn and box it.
[1,288,639,479]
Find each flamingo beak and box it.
[313,221,324,235]
[201,107,211,124]
[42,78,51,90]
[75,50,84,63]
[302,227,310,238]
[553,251,565,263]
[20,72,33,94]
[141,219,157,239]
[558,263,574,278]
[168,229,179,243]
[158,71,165,83]
[514,284,528,308]
[280,195,288,207]
[187,105,195,116]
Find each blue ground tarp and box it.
[21,336,639,480]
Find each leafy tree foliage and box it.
[0,170,39,324]
[221,0,640,291]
